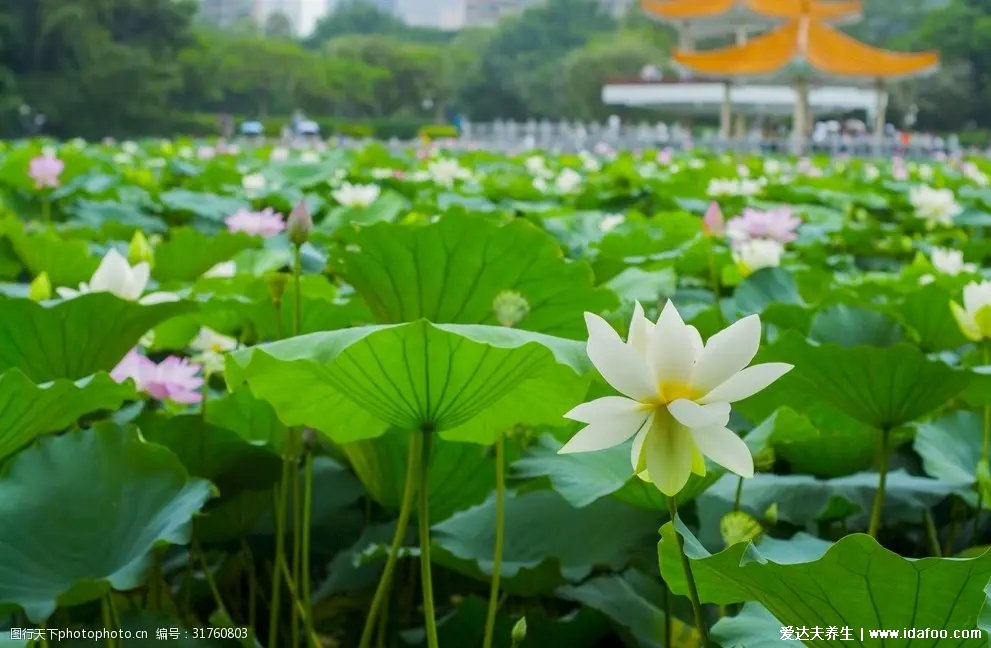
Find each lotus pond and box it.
[1,140,991,647]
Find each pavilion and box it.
[604,0,940,152]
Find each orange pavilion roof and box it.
[672,19,939,79]
[641,0,861,22]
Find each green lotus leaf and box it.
[513,436,717,509]
[556,571,698,648]
[139,413,281,497]
[0,218,98,287]
[0,294,193,381]
[0,424,213,621]
[433,490,658,585]
[712,602,793,648]
[0,369,135,462]
[153,227,258,283]
[697,470,955,544]
[809,304,905,347]
[896,283,969,352]
[659,523,991,647]
[751,406,875,478]
[337,214,617,338]
[745,331,970,429]
[914,411,982,487]
[226,320,589,444]
[158,189,249,223]
[343,429,495,521]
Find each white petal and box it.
[126,262,151,299]
[559,417,649,454]
[630,418,651,474]
[688,425,754,478]
[644,418,694,496]
[584,312,657,401]
[667,399,730,428]
[138,291,181,305]
[691,314,762,392]
[648,301,698,385]
[628,302,652,354]
[90,249,131,293]
[564,396,647,424]
[698,363,793,404]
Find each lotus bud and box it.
[703,201,725,237]
[754,446,776,472]
[720,510,763,548]
[287,200,313,247]
[266,272,290,307]
[493,290,530,327]
[511,617,527,648]
[29,272,51,301]
[128,231,155,268]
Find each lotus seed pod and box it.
[493,290,530,327]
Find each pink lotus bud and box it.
[703,202,726,237]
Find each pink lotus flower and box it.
[112,349,203,404]
[28,154,64,189]
[726,207,801,245]
[225,208,285,237]
[703,202,726,237]
[658,148,675,165]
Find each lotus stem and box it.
[419,427,440,648]
[268,442,292,648]
[302,451,314,642]
[983,344,990,462]
[277,555,323,648]
[663,581,672,648]
[482,434,506,648]
[194,536,231,621]
[732,476,744,513]
[41,195,51,223]
[706,242,726,328]
[359,432,423,648]
[666,497,711,648]
[868,427,891,539]
[923,509,942,557]
[241,539,258,631]
[291,449,301,648]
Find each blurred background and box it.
[0,0,981,143]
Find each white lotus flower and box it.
[733,239,784,274]
[910,185,961,228]
[203,261,237,279]
[930,247,976,276]
[427,159,472,187]
[555,168,583,194]
[525,156,551,178]
[332,182,381,208]
[600,214,624,232]
[56,249,176,304]
[189,327,238,375]
[242,173,267,192]
[707,178,763,198]
[560,302,792,496]
[300,151,320,163]
[951,281,991,342]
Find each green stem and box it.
[666,497,710,648]
[277,556,322,648]
[732,476,744,513]
[923,509,942,557]
[482,435,506,648]
[101,596,116,648]
[292,245,302,337]
[359,432,423,648]
[268,441,293,648]
[194,536,231,620]
[291,443,301,648]
[302,451,314,643]
[419,427,440,648]
[706,241,726,327]
[241,539,258,632]
[868,428,891,539]
[41,195,50,223]
[663,581,672,648]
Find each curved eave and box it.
[673,20,941,81]
[746,0,861,23]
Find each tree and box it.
[0,0,197,137]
